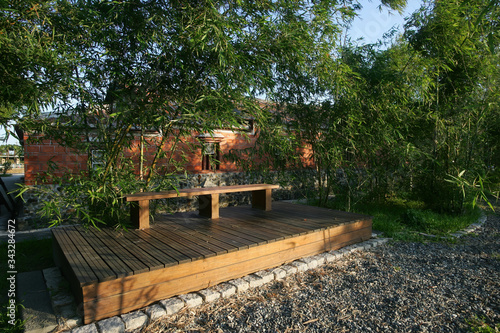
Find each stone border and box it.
[63,236,390,333]
[25,211,489,333]
[449,212,487,238]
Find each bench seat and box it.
[124,184,279,229]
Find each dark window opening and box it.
[202,143,221,171]
[90,149,105,170]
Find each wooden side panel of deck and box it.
[52,202,372,324]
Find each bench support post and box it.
[252,189,272,211]
[130,200,149,229]
[199,193,219,219]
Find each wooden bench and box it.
[124,184,280,229]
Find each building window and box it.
[91,149,106,170]
[202,142,220,171]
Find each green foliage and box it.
[0,145,22,156]
[400,209,427,230]
[18,0,383,228]
[344,197,481,241]
[446,170,499,213]
[0,0,76,120]
[0,301,24,333]
[1,161,12,175]
[467,315,500,333]
[8,0,500,226]
[401,0,500,213]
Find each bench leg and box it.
[130,200,150,229]
[252,189,272,211]
[199,193,219,219]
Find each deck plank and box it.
[150,227,218,259]
[172,217,256,249]
[52,228,97,286]
[132,229,193,265]
[160,221,241,253]
[63,227,116,282]
[223,209,312,239]
[79,228,135,278]
[155,225,229,256]
[115,228,179,268]
[101,228,165,271]
[87,227,149,275]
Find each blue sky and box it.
[348,0,423,45]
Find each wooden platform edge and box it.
[80,219,372,323]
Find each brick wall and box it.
[23,130,266,185]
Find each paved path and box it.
[0,174,54,243]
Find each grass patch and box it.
[467,315,500,332]
[314,197,483,242]
[0,238,54,332]
[0,302,24,333]
[0,238,54,275]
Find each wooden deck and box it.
[52,202,372,324]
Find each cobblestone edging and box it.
[63,237,390,333]
[44,212,488,333]
[449,212,487,238]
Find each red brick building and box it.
[21,123,262,185]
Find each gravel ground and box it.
[143,212,500,333]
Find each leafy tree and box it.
[245,0,499,215]
[21,0,395,227]
[401,0,500,213]
[236,0,408,209]
[0,0,76,121]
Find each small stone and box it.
[144,304,167,321]
[361,242,373,250]
[178,293,203,308]
[61,316,82,330]
[311,254,326,266]
[216,283,237,298]
[319,252,337,263]
[52,292,75,308]
[197,288,221,303]
[343,245,355,253]
[160,297,185,315]
[299,257,319,270]
[337,248,350,257]
[57,304,81,329]
[43,267,62,279]
[280,264,298,276]
[270,268,287,280]
[95,316,125,333]
[290,260,308,272]
[43,267,64,291]
[121,311,148,332]
[229,278,250,293]
[70,323,99,333]
[243,274,265,288]
[253,270,274,284]
[329,250,343,258]
[351,244,364,252]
